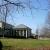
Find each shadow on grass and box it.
[0,41,3,50]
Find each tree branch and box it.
[0,0,25,9]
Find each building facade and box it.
[0,21,14,37]
[14,24,32,38]
[0,21,32,38]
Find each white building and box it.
[0,21,32,38]
[14,24,32,38]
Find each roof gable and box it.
[14,24,31,29]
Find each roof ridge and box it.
[14,24,31,29]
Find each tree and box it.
[0,0,48,22]
[0,0,48,37]
[0,0,34,37]
[39,0,50,38]
[40,11,50,38]
[36,27,39,39]
[45,11,50,37]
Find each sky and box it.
[0,0,49,33]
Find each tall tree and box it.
[0,0,48,22]
[0,0,48,37]
[40,12,50,38]
[0,0,35,37]
[39,0,50,38]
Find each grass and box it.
[0,38,50,48]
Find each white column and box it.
[19,30,21,36]
[26,30,27,38]
[23,30,24,36]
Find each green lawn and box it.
[0,38,50,48]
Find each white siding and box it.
[0,22,2,28]
[28,29,31,37]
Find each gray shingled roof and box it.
[14,24,31,29]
